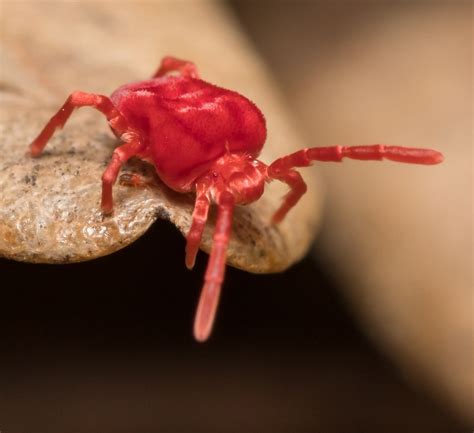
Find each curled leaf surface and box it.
[0,2,322,272]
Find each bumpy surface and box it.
[0,2,322,274]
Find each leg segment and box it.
[193,191,235,342]
[269,170,307,224]
[153,56,199,79]
[28,91,129,157]
[185,179,211,270]
[101,137,144,213]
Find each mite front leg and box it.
[269,145,444,173]
[268,144,444,223]
[185,179,211,270]
[152,56,199,79]
[101,137,144,214]
[194,191,235,342]
[28,91,129,157]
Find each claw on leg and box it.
[193,191,234,342]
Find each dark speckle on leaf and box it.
[23,174,37,186]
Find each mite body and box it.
[109,75,266,190]
[29,56,444,342]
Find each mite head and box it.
[208,152,267,205]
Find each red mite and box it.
[28,56,444,342]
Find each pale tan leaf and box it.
[0,2,323,273]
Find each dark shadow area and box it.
[0,219,467,432]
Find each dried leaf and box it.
[0,2,323,272]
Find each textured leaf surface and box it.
[0,2,322,272]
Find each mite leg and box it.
[101,136,144,214]
[267,169,307,224]
[267,144,444,223]
[152,56,199,79]
[185,179,211,270]
[269,144,444,173]
[194,191,235,342]
[28,91,129,157]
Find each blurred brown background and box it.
[0,1,472,432]
[232,0,473,426]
